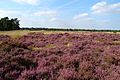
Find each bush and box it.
[0,17,20,31]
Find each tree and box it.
[0,17,20,31]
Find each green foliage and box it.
[0,17,20,31]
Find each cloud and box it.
[91,1,120,15]
[33,10,58,17]
[73,13,88,19]
[0,10,23,18]
[0,9,32,27]
[12,0,39,5]
[0,9,60,27]
[73,13,93,22]
[50,17,60,22]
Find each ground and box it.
[0,30,119,38]
[0,30,120,80]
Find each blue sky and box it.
[0,0,120,30]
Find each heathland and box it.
[0,30,120,80]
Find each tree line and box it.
[0,17,20,31]
[21,27,120,33]
[0,17,119,32]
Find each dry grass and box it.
[0,30,120,39]
[0,30,82,38]
[112,41,120,45]
[0,30,30,38]
[0,41,3,45]
[64,42,73,47]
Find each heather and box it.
[0,32,120,80]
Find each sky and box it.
[0,0,120,30]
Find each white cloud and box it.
[73,13,93,22]
[0,10,22,18]
[34,10,58,17]
[73,13,88,19]
[12,0,39,5]
[0,9,60,27]
[50,17,60,22]
[91,1,120,15]
[0,9,31,27]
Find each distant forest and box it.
[0,17,120,32]
[21,28,120,33]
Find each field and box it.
[0,30,120,80]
